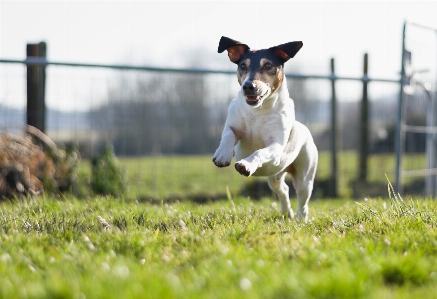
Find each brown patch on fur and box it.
[274,48,290,61]
[237,59,250,85]
[250,59,283,94]
[286,163,297,177]
[228,45,247,63]
[271,68,284,94]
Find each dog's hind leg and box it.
[268,172,294,218]
[288,141,318,222]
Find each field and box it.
[1,152,435,298]
[1,192,437,299]
[76,152,428,200]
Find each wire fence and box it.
[0,55,421,200]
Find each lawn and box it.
[1,192,437,299]
[76,152,428,200]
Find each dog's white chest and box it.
[235,110,291,162]
[239,113,274,147]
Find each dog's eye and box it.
[240,64,247,71]
[264,63,273,70]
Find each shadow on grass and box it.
[136,177,429,205]
[135,178,334,204]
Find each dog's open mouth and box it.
[245,90,268,106]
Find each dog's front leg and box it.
[235,143,284,176]
[213,127,238,168]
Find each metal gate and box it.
[395,21,437,197]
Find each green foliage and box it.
[1,194,437,299]
[91,146,127,196]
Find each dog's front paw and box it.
[273,156,282,167]
[212,149,234,168]
[235,160,257,177]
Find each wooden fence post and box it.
[358,53,369,181]
[26,42,47,133]
[329,58,338,197]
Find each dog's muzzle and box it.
[242,81,268,106]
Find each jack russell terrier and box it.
[212,36,318,221]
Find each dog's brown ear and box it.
[270,41,303,63]
[218,36,249,64]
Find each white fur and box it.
[213,76,318,221]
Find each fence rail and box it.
[0,57,399,83]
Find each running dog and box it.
[212,36,318,221]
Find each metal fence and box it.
[0,48,417,200]
[395,21,437,198]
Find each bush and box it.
[91,146,127,196]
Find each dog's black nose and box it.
[243,81,256,93]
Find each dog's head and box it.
[218,36,302,107]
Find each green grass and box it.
[1,193,437,299]
[76,152,428,199]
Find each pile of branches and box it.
[0,126,78,199]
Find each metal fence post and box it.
[358,53,369,181]
[26,42,47,133]
[329,58,338,197]
[430,29,437,198]
[425,88,436,198]
[395,22,407,195]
